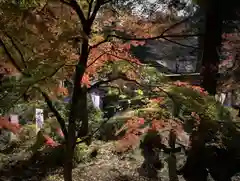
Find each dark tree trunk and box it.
[64,39,89,181]
[201,0,223,95]
[196,31,204,73]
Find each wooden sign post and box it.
[9,114,19,142]
[35,109,44,134]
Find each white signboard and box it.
[91,93,101,109]
[224,92,232,107]
[36,108,44,134]
[215,93,226,105]
[9,114,19,141]
[10,114,19,124]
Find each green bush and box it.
[19,124,36,142]
[73,142,89,164]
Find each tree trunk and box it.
[195,30,204,73]
[201,0,223,95]
[77,87,88,138]
[64,39,89,181]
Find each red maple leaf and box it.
[138,118,145,125]
[151,97,163,103]
[80,74,91,87]
[43,135,59,147]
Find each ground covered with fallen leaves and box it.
[0,140,189,181]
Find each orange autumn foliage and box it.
[43,134,60,147]
[173,81,208,95]
[77,11,168,86]
[115,114,187,153]
[57,87,69,96]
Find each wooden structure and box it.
[163,73,201,85]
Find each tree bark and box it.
[61,1,110,180]
[195,29,204,73]
[64,39,89,181]
[201,0,223,95]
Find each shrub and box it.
[114,81,234,154]
[73,142,89,164]
[19,123,36,142]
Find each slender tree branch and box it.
[90,75,178,117]
[75,117,110,144]
[162,37,199,49]
[60,0,86,26]
[92,85,121,93]
[105,52,141,65]
[160,15,192,36]
[88,0,110,26]
[1,64,65,89]
[103,52,141,75]
[90,33,202,50]
[4,86,31,113]
[0,91,9,101]
[89,15,202,49]
[3,31,28,69]
[87,0,94,19]
[0,38,30,76]
[33,86,68,139]
[87,52,106,68]
[88,74,141,91]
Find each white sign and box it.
[10,114,19,124]
[36,108,44,134]
[91,93,101,109]
[215,93,226,105]
[224,92,232,107]
[9,114,19,141]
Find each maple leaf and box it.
[81,73,91,87]
[43,134,60,147]
[138,117,145,125]
[150,97,163,103]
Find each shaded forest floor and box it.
[2,140,240,181]
[0,140,187,181]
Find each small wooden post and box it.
[35,108,44,134]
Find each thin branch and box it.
[87,52,106,68]
[0,91,9,101]
[160,15,192,36]
[9,35,36,54]
[75,117,110,144]
[0,38,30,77]
[3,31,28,69]
[87,0,94,19]
[88,74,141,91]
[90,15,202,49]
[105,52,141,66]
[162,37,199,49]
[2,86,30,114]
[103,52,141,75]
[88,0,111,26]
[33,86,68,139]
[1,64,65,89]
[90,33,202,50]
[60,0,86,26]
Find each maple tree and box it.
[112,76,239,180]
[0,1,156,180]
